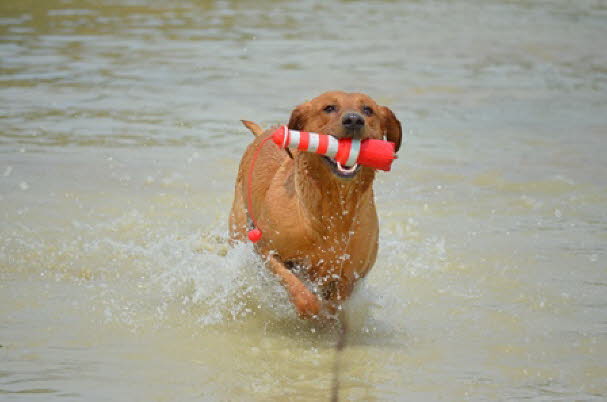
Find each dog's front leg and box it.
[265,255,321,319]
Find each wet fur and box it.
[229,91,402,319]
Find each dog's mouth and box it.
[322,156,361,179]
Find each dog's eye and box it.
[362,106,374,116]
[323,105,337,113]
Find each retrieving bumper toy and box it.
[247,125,398,242]
[271,125,397,171]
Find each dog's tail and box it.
[241,120,264,137]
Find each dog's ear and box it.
[288,103,309,131]
[380,106,402,152]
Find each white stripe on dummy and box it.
[308,133,319,152]
[289,130,301,148]
[326,136,339,158]
[346,139,361,166]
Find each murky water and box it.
[1,0,606,400]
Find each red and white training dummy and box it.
[271,125,397,172]
[246,124,399,242]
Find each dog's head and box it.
[288,91,402,179]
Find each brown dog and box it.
[229,91,402,319]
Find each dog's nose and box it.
[341,112,364,131]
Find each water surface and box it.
[1,0,606,400]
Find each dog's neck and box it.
[293,152,375,234]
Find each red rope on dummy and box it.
[246,135,273,242]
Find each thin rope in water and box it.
[330,201,357,402]
[330,309,348,402]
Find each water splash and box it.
[147,233,295,325]
[2,204,451,337]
